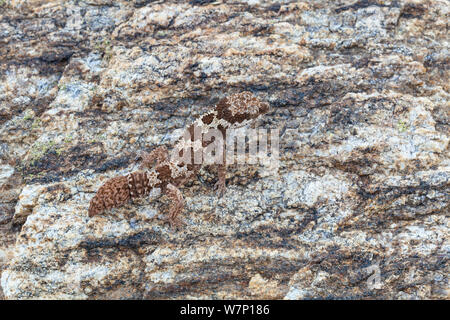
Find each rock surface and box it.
[0,0,449,299]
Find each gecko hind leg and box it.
[165,183,185,228]
[138,146,169,169]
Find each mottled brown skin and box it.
[88,176,130,217]
[216,92,269,126]
[88,92,269,227]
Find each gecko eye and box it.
[259,102,269,115]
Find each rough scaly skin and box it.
[88,91,269,226]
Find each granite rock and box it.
[0,0,448,299]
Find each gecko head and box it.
[215,91,269,128]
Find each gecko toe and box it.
[214,180,226,197]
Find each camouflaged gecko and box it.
[88,91,269,226]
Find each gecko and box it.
[88,91,269,227]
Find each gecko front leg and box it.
[214,143,227,197]
[165,183,185,228]
[214,163,227,197]
[139,146,169,169]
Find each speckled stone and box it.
[0,0,448,299]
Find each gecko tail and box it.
[88,170,160,217]
[88,175,131,217]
